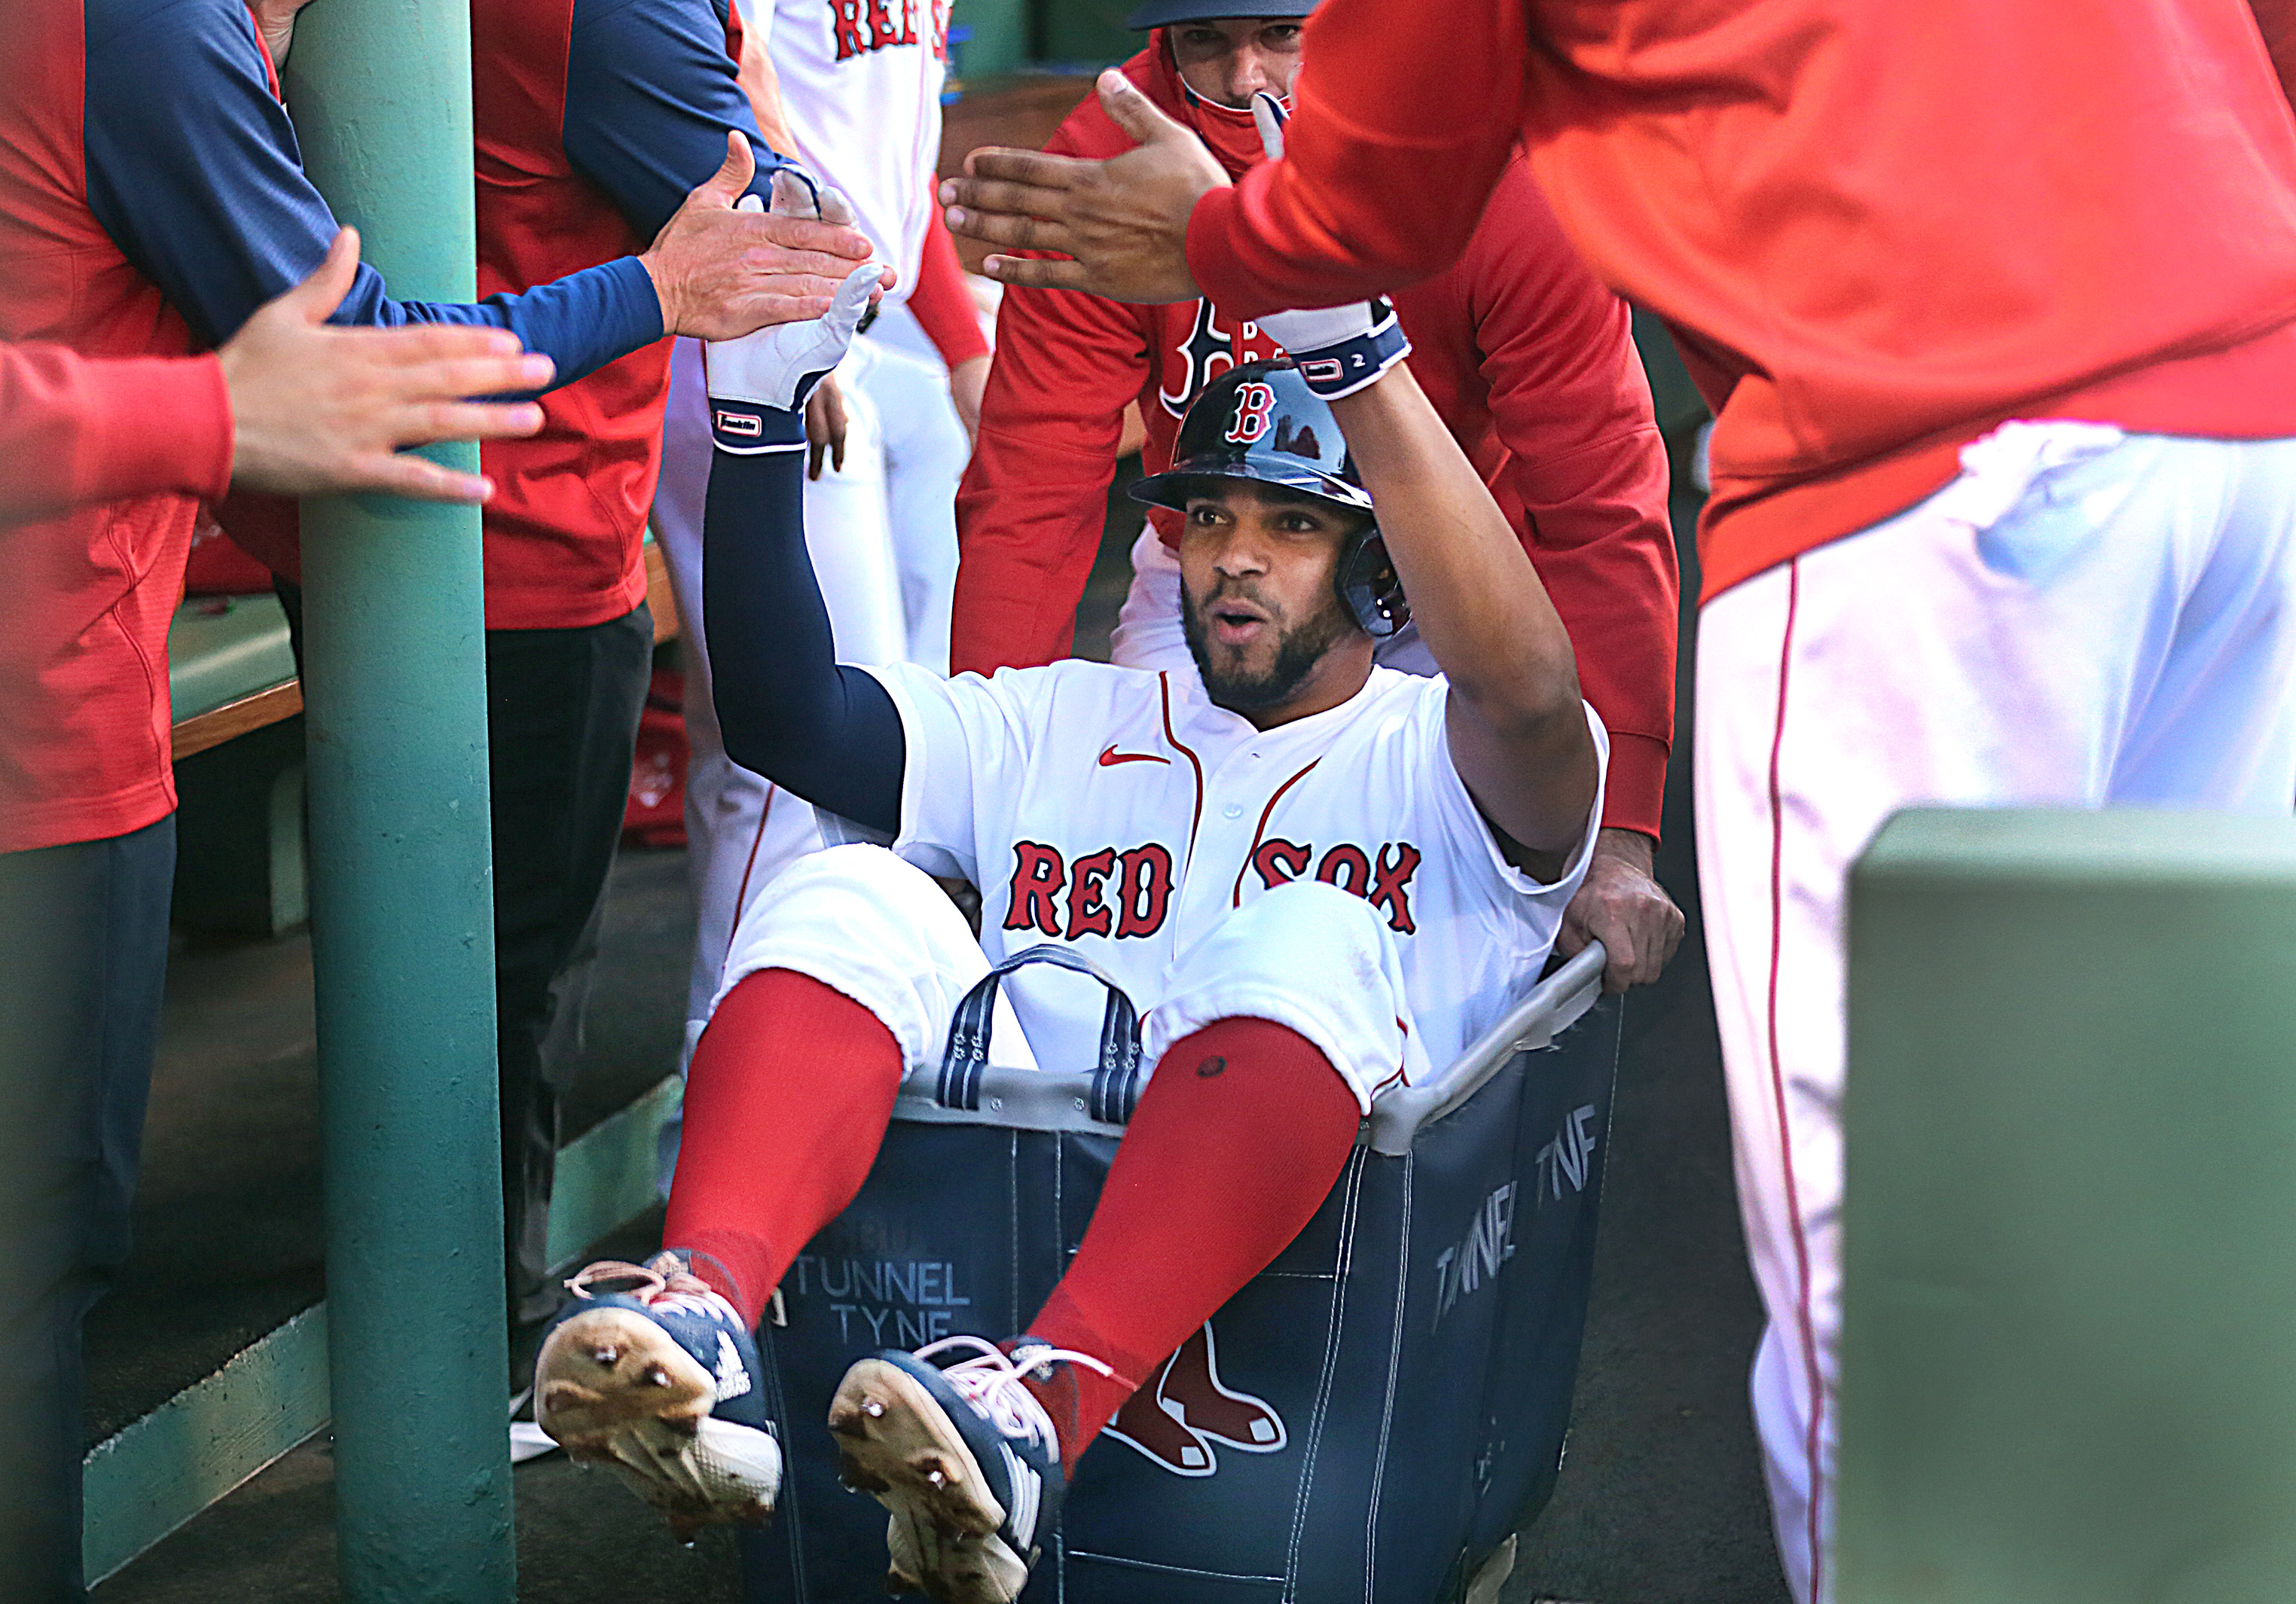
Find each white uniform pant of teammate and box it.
[1695,424,2296,1604]
[653,327,969,1182]
[712,842,1420,1115]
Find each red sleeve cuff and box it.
[84,353,235,505]
[169,355,234,502]
[0,347,231,523]
[1598,729,1669,841]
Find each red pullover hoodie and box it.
[1188,0,2296,599]
[954,35,1678,837]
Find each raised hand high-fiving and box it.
[939,69,1227,304]
[643,133,890,340]
[704,175,887,431]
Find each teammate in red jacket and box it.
[942,4,2296,1599]
[0,0,857,1584]
[951,4,1681,992]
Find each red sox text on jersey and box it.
[869,659,1603,1081]
[829,0,945,62]
[1002,837,1423,939]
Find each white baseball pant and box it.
[711,842,1421,1111]
[856,301,975,677]
[1695,423,2296,1604]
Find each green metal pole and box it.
[281,7,515,1599]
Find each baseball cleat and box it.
[534,1252,781,1540]
[828,1335,1110,1603]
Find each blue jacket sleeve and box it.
[82,0,660,383]
[564,0,783,236]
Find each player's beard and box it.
[1182,578,1355,715]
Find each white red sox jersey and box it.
[742,0,947,302]
[864,658,1609,1089]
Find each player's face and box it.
[1168,18,1305,109]
[1178,483,1374,724]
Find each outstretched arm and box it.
[84,1,869,374]
[1229,97,1595,879]
[702,203,906,833]
[939,0,1529,317]
[1330,362,1598,881]
[1,232,551,524]
[701,410,906,833]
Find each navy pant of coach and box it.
[276,583,655,1325]
[0,816,176,1603]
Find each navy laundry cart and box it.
[742,942,1622,1604]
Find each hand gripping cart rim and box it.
[743,940,1620,1604]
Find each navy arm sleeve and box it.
[82,0,659,383]
[564,0,781,237]
[703,403,905,834]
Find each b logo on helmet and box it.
[1224,382,1278,445]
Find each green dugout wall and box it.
[1840,809,2296,1604]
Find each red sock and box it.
[664,969,903,1328]
[1021,1018,1360,1474]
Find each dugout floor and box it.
[92,465,1788,1604]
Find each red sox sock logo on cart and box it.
[1104,1320,1287,1477]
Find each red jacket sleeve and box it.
[951,275,1153,673]
[0,343,232,525]
[1452,172,1677,838]
[907,206,992,370]
[1186,0,1530,317]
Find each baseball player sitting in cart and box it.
[534,180,1608,1604]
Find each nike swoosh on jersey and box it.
[1098,745,1169,767]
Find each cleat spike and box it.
[588,1343,621,1366]
[644,1363,673,1387]
[863,1398,886,1418]
[838,1452,890,1493]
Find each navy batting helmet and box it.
[1129,358,1409,638]
[1125,0,1317,28]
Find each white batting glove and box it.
[1244,93,1411,401]
[704,175,886,451]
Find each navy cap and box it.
[1125,0,1317,29]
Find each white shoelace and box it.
[914,1335,1114,1456]
[563,1255,743,1327]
